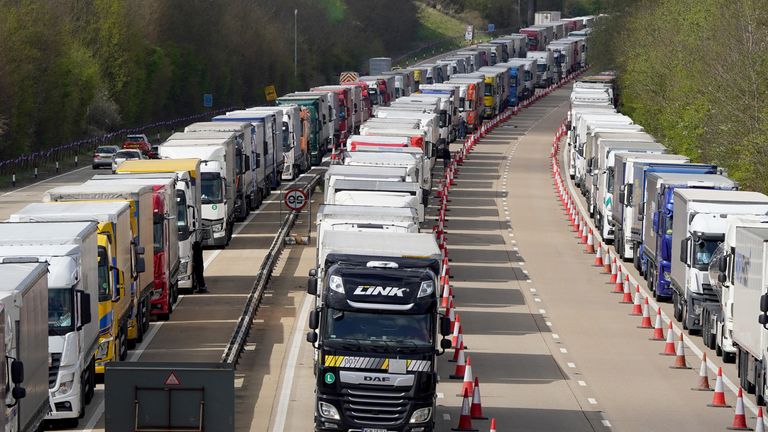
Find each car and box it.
[123,134,152,156]
[150,144,161,159]
[92,145,120,169]
[111,149,146,172]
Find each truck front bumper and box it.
[685,290,708,331]
[202,219,227,247]
[178,258,193,289]
[47,366,83,419]
[315,394,434,432]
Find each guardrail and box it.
[221,170,324,366]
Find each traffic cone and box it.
[451,332,464,362]
[586,229,595,253]
[460,357,474,396]
[594,242,604,267]
[470,377,487,419]
[603,249,612,273]
[709,367,730,407]
[609,259,619,283]
[670,334,691,369]
[692,352,712,391]
[630,286,643,316]
[728,388,752,430]
[620,277,633,304]
[581,223,588,244]
[489,418,497,432]
[441,278,451,309]
[452,314,462,347]
[661,321,676,355]
[450,347,467,379]
[638,298,652,328]
[448,298,456,332]
[613,270,626,294]
[650,308,664,340]
[755,408,764,432]
[452,388,477,431]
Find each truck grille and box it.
[49,353,62,389]
[702,283,718,302]
[341,387,409,427]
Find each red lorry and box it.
[311,86,354,148]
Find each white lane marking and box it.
[560,348,568,353]
[539,309,546,314]
[552,333,560,339]
[578,380,587,387]
[0,165,89,197]
[587,398,598,405]
[534,297,542,302]
[567,362,576,368]
[545,321,553,327]
[442,414,451,421]
[529,288,537,293]
[602,420,612,427]
[272,293,313,432]
[80,398,104,432]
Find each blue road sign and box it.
[203,93,213,108]
[488,23,495,33]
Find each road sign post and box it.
[284,188,308,212]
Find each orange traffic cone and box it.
[670,334,691,369]
[603,250,612,273]
[620,277,633,304]
[613,271,627,294]
[450,347,467,379]
[452,315,462,347]
[451,332,464,362]
[586,229,595,253]
[638,298,652,328]
[489,418,497,432]
[728,388,752,430]
[630,286,643,316]
[650,308,664,340]
[755,407,764,432]
[594,242,604,267]
[448,298,456,332]
[460,357,474,396]
[581,223,588,244]
[470,377,487,419]
[661,321,676,355]
[709,367,730,407]
[692,352,712,391]
[609,258,618,283]
[452,388,477,431]
[441,279,451,309]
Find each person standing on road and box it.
[441,145,451,171]
[193,241,208,293]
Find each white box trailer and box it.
[324,165,408,185]
[217,110,283,190]
[0,262,49,432]
[325,179,424,221]
[344,150,429,203]
[0,222,99,422]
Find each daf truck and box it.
[306,231,451,432]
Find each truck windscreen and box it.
[324,309,433,348]
[49,288,74,335]
[176,190,190,241]
[98,246,111,302]
[201,172,224,204]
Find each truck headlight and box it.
[329,275,344,293]
[212,223,224,233]
[410,407,432,423]
[418,281,434,297]
[694,304,703,315]
[150,288,163,300]
[54,376,76,397]
[96,338,113,359]
[663,271,671,281]
[318,401,340,420]
[179,260,189,275]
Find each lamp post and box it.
[294,9,298,79]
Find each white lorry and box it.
[160,133,237,247]
[316,204,419,253]
[0,222,99,423]
[247,105,311,181]
[324,179,424,222]
[671,190,768,333]
[216,110,283,191]
[343,151,429,206]
[0,262,50,432]
[526,51,555,87]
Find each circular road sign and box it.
[284,189,308,211]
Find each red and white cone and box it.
[451,332,464,362]
[609,258,618,283]
[594,242,604,267]
[452,314,462,347]
[670,334,691,369]
[650,308,664,340]
[638,298,652,328]
[450,347,467,379]
[489,418,497,432]
[586,229,595,253]
[580,223,588,244]
[630,286,643,316]
[620,276,633,304]
[661,321,676,355]
[728,388,752,430]
[448,297,456,332]
[692,352,712,391]
[709,367,730,407]
[441,278,451,309]
[756,407,765,432]
[603,249,612,273]
[470,377,487,419]
[460,357,474,396]
[613,269,626,294]
[452,388,478,431]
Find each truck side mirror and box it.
[153,213,164,225]
[306,331,318,344]
[135,256,146,274]
[759,314,768,328]
[11,386,26,401]
[625,184,633,205]
[440,339,452,350]
[718,273,727,284]
[718,256,727,273]
[79,291,92,327]
[618,186,625,205]
[440,316,451,337]
[761,294,768,313]
[10,359,24,385]
[245,154,251,171]
[680,238,690,265]
[308,309,320,330]
[254,154,261,169]
[307,277,318,296]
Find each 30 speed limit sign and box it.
[284,189,308,211]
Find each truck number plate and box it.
[362,429,388,432]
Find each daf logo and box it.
[363,376,391,383]
[353,286,407,297]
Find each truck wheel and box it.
[86,358,96,403]
[633,244,643,274]
[118,329,128,361]
[724,351,736,364]
[673,291,683,322]
[135,309,145,344]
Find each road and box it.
[1,83,753,432]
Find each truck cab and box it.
[248,105,310,181]
[306,231,450,432]
[278,94,327,166]
[526,51,555,88]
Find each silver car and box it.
[92,145,120,169]
[111,149,145,172]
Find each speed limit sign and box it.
[284,188,308,211]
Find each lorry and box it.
[324,179,424,222]
[706,217,768,366]
[248,105,311,181]
[311,86,355,148]
[500,34,528,58]
[369,57,392,75]
[339,82,372,128]
[456,51,483,73]
[10,202,134,374]
[375,107,443,154]
[381,70,414,98]
[316,205,419,249]
[115,159,203,291]
[478,43,503,66]
[216,110,283,190]
[493,62,526,107]
[343,150,430,206]
[612,153,690,261]
[502,59,537,101]
[184,121,263,216]
[305,231,451,432]
[671,190,768,332]
[160,133,237,247]
[716,226,768,403]
[44,183,153,349]
[0,222,99,423]
[445,78,484,131]
[535,11,561,24]
[277,93,329,165]
[479,65,515,109]
[358,76,393,107]
[526,51,555,87]
[642,173,736,300]
[519,27,548,51]
[0,262,50,432]
[88,175,180,320]
[401,89,459,142]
